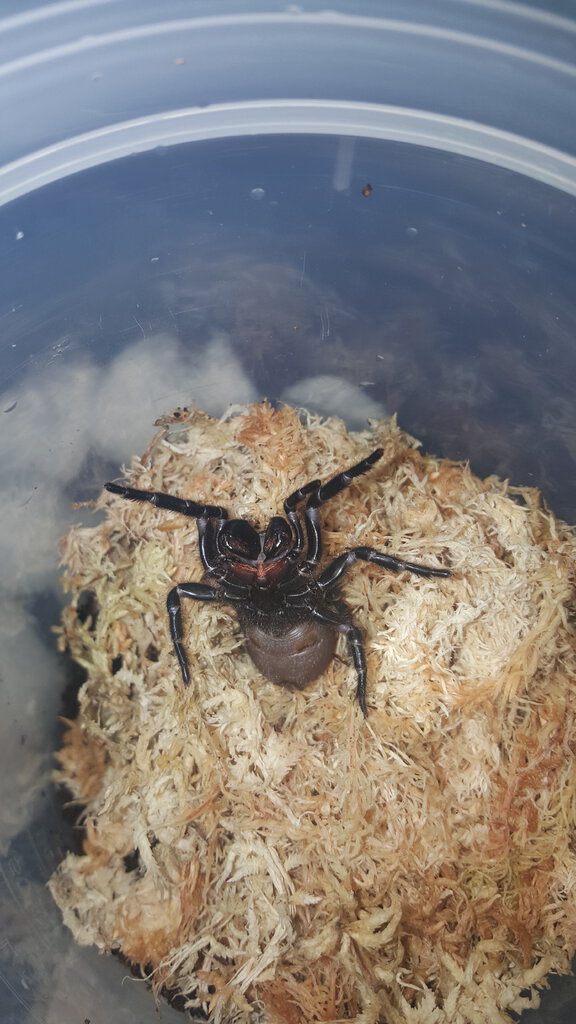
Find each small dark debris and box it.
[145,643,159,662]
[111,655,123,674]
[54,782,87,855]
[163,988,190,1013]
[76,590,99,628]
[361,183,373,197]
[122,848,141,873]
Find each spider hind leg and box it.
[311,604,369,717]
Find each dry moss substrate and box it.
[50,402,576,1024]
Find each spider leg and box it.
[317,547,451,591]
[311,604,369,716]
[283,479,320,554]
[308,448,384,509]
[106,483,228,575]
[197,518,225,574]
[105,482,228,521]
[305,449,384,565]
[283,449,384,567]
[167,582,220,685]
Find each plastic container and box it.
[1,2,575,1021]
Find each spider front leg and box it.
[167,582,219,685]
[283,448,384,566]
[105,481,228,521]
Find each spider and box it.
[105,448,450,716]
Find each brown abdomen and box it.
[243,619,338,690]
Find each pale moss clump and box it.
[50,402,576,1024]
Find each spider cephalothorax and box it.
[105,449,450,715]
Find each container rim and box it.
[1,98,576,206]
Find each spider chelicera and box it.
[105,448,450,716]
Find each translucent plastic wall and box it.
[1,3,575,1021]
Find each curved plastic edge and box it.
[1,99,575,206]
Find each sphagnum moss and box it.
[50,402,576,1024]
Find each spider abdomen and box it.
[237,610,338,690]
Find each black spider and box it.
[105,448,450,716]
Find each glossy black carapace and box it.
[105,449,450,715]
